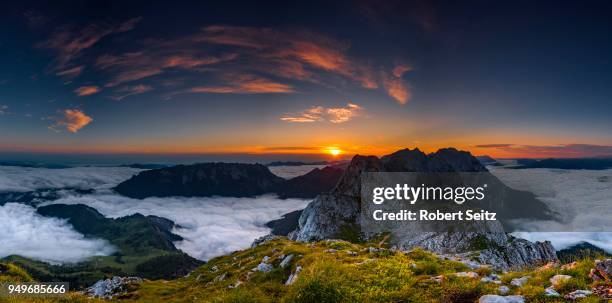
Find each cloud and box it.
[74,85,100,96]
[45,193,308,261]
[50,109,93,133]
[0,105,7,115]
[0,203,115,264]
[491,166,612,252]
[111,84,153,100]
[56,65,84,78]
[38,17,142,71]
[0,165,142,193]
[194,25,378,88]
[475,144,516,148]
[392,64,412,78]
[281,102,364,123]
[478,144,612,158]
[383,76,411,104]
[188,75,294,94]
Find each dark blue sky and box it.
[1,0,611,160]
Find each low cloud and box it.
[492,167,612,252]
[0,203,115,264]
[45,193,308,260]
[49,109,93,133]
[0,165,142,193]
[281,103,364,123]
[477,144,612,158]
[0,105,7,115]
[74,85,100,96]
[189,75,294,94]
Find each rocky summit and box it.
[289,148,558,270]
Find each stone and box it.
[510,276,530,287]
[481,274,501,284]
[454,271,479,278]
[498,286,510,295]
[255,262,273,273]
[565,290,592,300]
[324,249,337,253]
[430,275,445,283]
[279,254,293,268]
[590,259,612,281]
[544,287,560,297]
[285,266,302,285]
[549,274,572,288]
[478,295,525,303]
[85,276,142,299]
[346,250,357,256]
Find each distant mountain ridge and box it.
[114,162,343,199]
[512,158,612,170]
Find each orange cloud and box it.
[189,75,294,94]
[50,109,93,133]
[392,64,412,78]
[383,76,410,104]
[74,85,100,96]
[281,103,364,123]
[105,68,162,87]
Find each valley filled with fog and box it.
[0,163,610,265]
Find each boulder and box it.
[565,290,592,300]
[478,295,525,303]
[285,266,302,285]
[279,254,293,268]
[510,276,530,287]
[498,286,510,295]
[454,271,479,278]
[589,259,612,281]
[544,287,560,297]
[85,276,142,299]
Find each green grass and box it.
[1,239,608,303]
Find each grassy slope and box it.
[1,238,608,303]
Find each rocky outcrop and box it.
[85,276,142,299]
[289,147,558,270]
[115,162,343,199]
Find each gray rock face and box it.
[85,276,142,299]
[289,148,558,270]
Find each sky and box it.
[1,0,611,162]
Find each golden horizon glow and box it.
[327,148,342,156]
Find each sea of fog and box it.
[489,166,612,252]
[0,164,610,265]
[0,165,310,263]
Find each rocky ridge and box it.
[289,148,558,270]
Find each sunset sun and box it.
[328,148,342,156]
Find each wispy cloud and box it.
[475,144,515,148]
[0,105,8,115]
[188,75,294,94]
[392,64,412,78]
[281,102,364,123]
[56,65,84,78]
[74,85,100,96]
[49,109,93,133]
[111,84,153,100]
[38,17,142,71]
